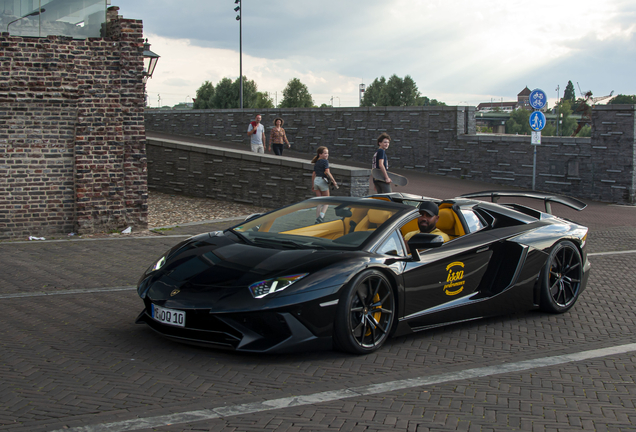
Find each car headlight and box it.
[248,273,309,298]
[146,255,167,275]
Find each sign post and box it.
[528,89,547,191]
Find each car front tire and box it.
[334,270,395,354]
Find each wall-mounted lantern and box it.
[143,39,160,79]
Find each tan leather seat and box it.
[355,209,393,231]
[437,207,465,239]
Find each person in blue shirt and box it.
[372,132,392,193]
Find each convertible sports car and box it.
[136,191,590,354]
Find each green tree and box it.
[556,100,578,136]
[415,96,446,106]
[230,76,258,108]
[206,76,259,108]
[279,78,314,108]
[401,75,420,105]
[363,75,420,106]
[563,80,576,104]
[415,96,429,106]
[542,122,556,136]
[193,80,215,109]
[380,74,420,106]
[211,77,234,108]
[608,94,636,104]
[361,77,387,107]
[254,91,274,108]
[362,75,442,107]
[505,109,532,135]
[576,124,591,137]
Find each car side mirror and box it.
[407,233,444,260]
[244,213,262,222]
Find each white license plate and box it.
[151,304,186,328]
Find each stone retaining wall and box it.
[145,105,636,204]
[145,106,474,169]
[147,138,371,208]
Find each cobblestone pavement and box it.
[1,140,635,431]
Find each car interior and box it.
[398,202,467,241]
[245,198,471,249]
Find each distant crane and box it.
[577,82,615,104]
[571,84,614,136]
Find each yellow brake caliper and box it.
[365,293,382,336]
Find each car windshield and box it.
[232,199,404,250]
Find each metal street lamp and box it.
[555,85,560,136]
[6,7,45,33]
[143,39,160,79]
[235,0,243,109]
[142,40,160,107]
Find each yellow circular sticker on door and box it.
[444,261,465,295]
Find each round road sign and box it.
[529,111,546,131]
[529,88,547,110]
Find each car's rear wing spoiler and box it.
[459,190,587,214]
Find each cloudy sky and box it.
[117,0,635,109]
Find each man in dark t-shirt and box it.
[372,132,392,193]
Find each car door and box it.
[401,229,495,328]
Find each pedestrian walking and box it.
[268,117,290,155]
[372,132,392,193]
[247,114,266,153]
[311,146,338,224]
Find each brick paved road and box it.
[1,154,635,431]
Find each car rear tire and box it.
[334,270,395,354]
[540,241,582,313]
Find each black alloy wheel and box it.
[540,240,583,313]
[334,270,395,354]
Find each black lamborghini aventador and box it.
[136,191,590,354]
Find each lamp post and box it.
[142,39,160,107]
[555,85,560,136]
[6,7,45,33]
[235,0,243,109]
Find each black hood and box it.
[154,232,331,291]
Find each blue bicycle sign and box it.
[529,89,547,110]
[529,111,546,131]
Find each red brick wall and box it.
[0,8,148,240]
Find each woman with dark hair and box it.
[311,146,337,224]
[268,117,290,155]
